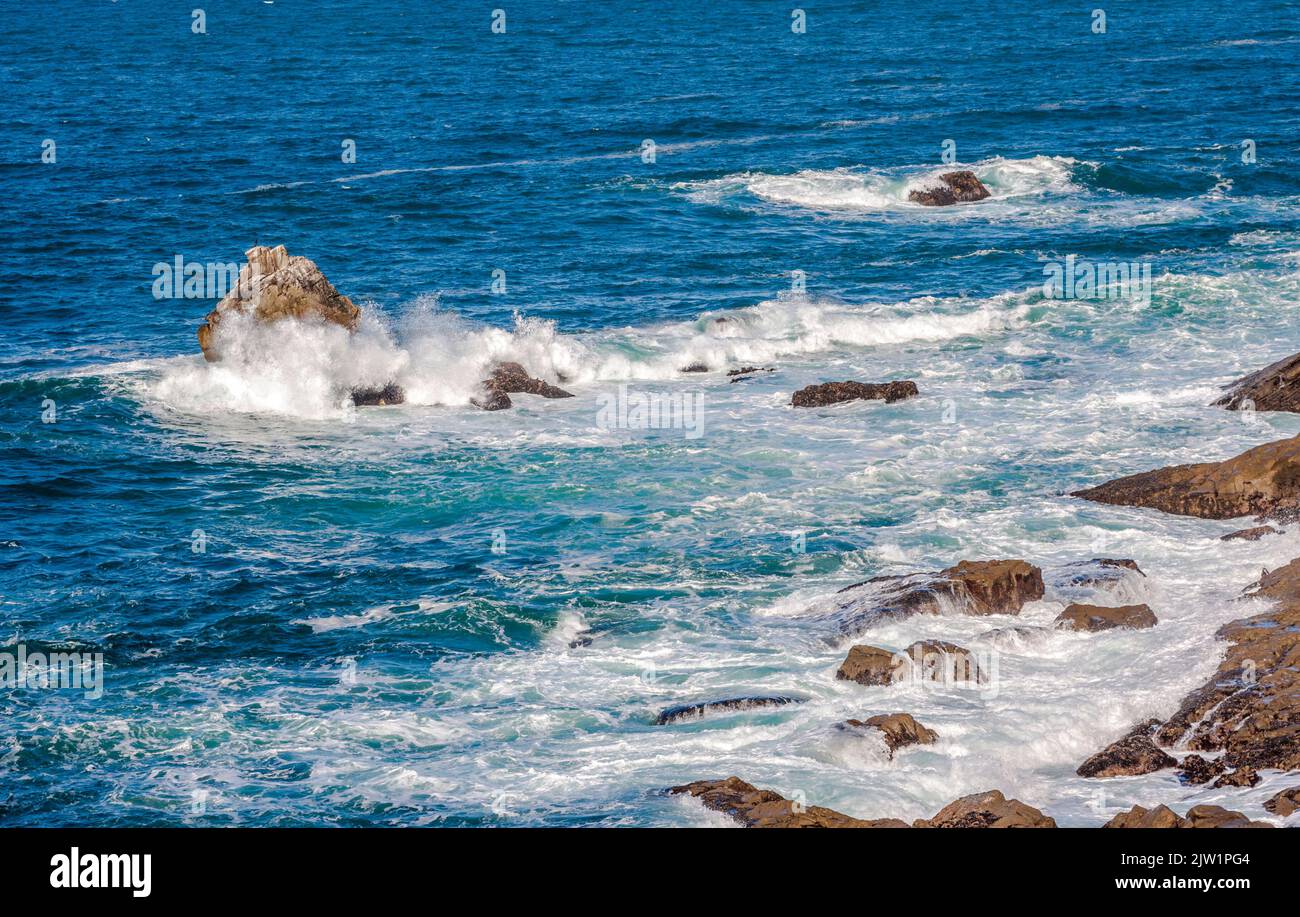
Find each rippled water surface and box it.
[3,0,1300,826]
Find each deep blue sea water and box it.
[3,0,1300,826]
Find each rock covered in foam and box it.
[198,245,361,362]
[472,361,573,410]
[907,170,992,206]
[834,558,1044,632]
[655,695,799,725]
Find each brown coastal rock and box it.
[1104,804,1272,828]
[667,777,908,828]
[1212,766,1260,788]
[834,559,1044,632]
[791,380,919,407]
[1076,720,1176,778]
[1071,434,1300,519]
[197,245,361,361]
[907,171,992,207]
[1176,754,1227,785]
[842,713,938,756]
[1263,786,1300,816]
[1214,351,1300,413]
[1153,555,1300,771]
[1055,602,1157,632]
[913,790,1055,828]
[836,639,984,686]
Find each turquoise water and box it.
[3,0,1300,826]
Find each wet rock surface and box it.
[1055,602,1157,632]
[1263,786,1300,816]
[656,695,800,725]
[907,170,992,207]
[473,361,574,410]
[667,777,908,828]
[1076,720,1176,778]
[350,383,406,406]
[1072,434,1300,519]
[840,712,938,756]
[1221,525,1282,541]
[913,790,1055,828]
[791,380,919,407]
[836,639,984,686]
[1176,754,1227,785]
[835,559,1044,632]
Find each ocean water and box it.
[2,0,1300,826]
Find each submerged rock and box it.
[1221,525,1282,541]
[197,245,361,361]
[837,639,984,686]
[679,362,709,373]
[841,712,938,757]
[913,790,1055,828]
[1104,804,1272,829]
[472,361,574,410]
[907,170,992,207]
[1076,720,1176,778]
[655,695,799,725]
[667,777,908,828]
[1062,558,1146,588]
[791,380,918,407]
[1055,602,1157,632]
[1214,350,1300,413]
[1071,434,1300,519]
[834,558,1044,632]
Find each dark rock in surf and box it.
[473,361,573,410]
[791,380,918,407]
[350,382,406,406]
[1055,602,1157,632]
[1214,350,1300,414]
[1072,434,1300,520]
[667,776,909,828]
[907,171,992,207]
[655,695,800,725]
[680,362,709,373]
[728,366,775,382]
[1076,720,1176,778]
[1177,754,1227,785]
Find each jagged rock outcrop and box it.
[667,777,908,828]
[655,696,799,725]
[197,245,362,361]
[834,559,1044,632]
[1076,720,1176,778]
[1072,434,1300,519]
[840,713,938,757]
[907,171,991,206]
[1104,804,1273,828]
[472,361,574,411]
[1055,602,1157,632]
[1263,786,1300,816]
[837,639,984,686]
[350,383,406,406]
[1152,556,1300,771]
[728,366,774,383]
[1212,766,1259,788]
[1214,351,1300,413]
[791,380,918,408]
[1176,754,1226,785]
[913,790,1055,828]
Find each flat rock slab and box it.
[1055,602,1157,632]
[655,695,799,725]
